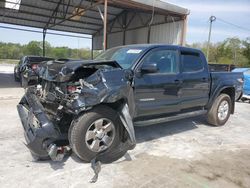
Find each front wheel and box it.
[69,105,124,163]
[207,94,232,126]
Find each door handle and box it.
[174,79,182,84]
[202,77,208,82]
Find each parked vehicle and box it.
[14,56,54,87]
[232,68,250,101]
[17,44,243,162]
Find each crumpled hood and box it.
[38,59,122,82]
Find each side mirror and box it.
[141,63,158,74]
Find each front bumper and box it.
[17,88,60,158]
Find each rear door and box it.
[180,51,210,109]
[133,47,181,118]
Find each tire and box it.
[69,105,124,163]
[207,94,232,126]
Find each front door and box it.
[133,48,181,118]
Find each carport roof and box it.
[0,0,189,36]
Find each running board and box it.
[134,110,207,126]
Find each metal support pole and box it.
[103,0,108,50]
[147,26,151,43]
[122,12,127,45]
[43,29,47,57]
[180,16,187,46]
[91,36,94,59]
[206,16,216,62]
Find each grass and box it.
[0,59,19,65]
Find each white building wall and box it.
[93,19,184,50]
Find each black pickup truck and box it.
[17,44,243,162]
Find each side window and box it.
[142,49,178,74]
[181,52,203,72]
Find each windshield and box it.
[95,46,146,69]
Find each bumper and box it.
[17,89,60,158]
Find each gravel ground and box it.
[0,64,250,188]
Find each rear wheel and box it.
[69,105,124,163]
[207,94,232,126]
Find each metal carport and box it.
[0,0,189,57]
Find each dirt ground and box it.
[0,64,250,188]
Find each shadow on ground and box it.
[135,115,208,143]
[31,115,209,169]
[0,72,20,88]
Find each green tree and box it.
[23,41,42,56]
[242,37,250,66]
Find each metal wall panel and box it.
[125,27,148,44]
[107,32,123,48]
[93,20,184,50]
[150,20,183,44]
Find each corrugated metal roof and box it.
[0,0,189,35]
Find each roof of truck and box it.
[111,44,203,53]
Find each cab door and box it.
[133,48,181,118]
[180,51,210,109]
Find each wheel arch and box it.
[73,98,136,146]
[208,86,235,114]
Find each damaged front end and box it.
[17,87,69,160]
[17,59,136,162]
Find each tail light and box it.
[32,64,38,70]
[67,85,77,93]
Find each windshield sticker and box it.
[127,49,142,54]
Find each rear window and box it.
[181,52,203,72]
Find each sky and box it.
[166,0,250,44]
[0,0,250,48]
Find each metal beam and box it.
[0,0,104,22]
[43,29,47,56]
[42,0,117,16]
[103,0,108,50]
[48,0,105,29]
[180,16,187,46]
[0,7,102,29]
[0,25,92,39]
[91,35,94,59]
[122,11,127,45]
[101,18,182,35]
[0,13,100,32]
[44,0,64,30]
[0,7,103,27]
[0,24,91,39]
[93,10,126,36]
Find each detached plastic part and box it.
[47,144,71,161]
[17,88,61,158]
[89,103,135,183]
